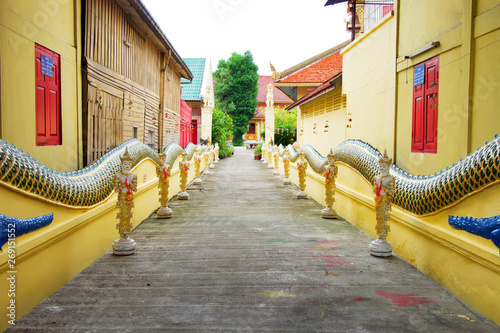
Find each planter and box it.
[254,155,262,160]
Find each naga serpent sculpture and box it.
[1,135,498,215]
[0,139,202,209]
[278,135,499,217]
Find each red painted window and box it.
[412,56,439,153]
[35,44,61,146]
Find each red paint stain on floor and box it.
[324,261,353,267]
[352,297,363,302]
[376,290,440,306]
[312,255,343,259]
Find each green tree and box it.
[214,51,259,146]
[211,107,234,158]
[274,107,297,146]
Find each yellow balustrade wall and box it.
[0,155,198,331]
[269,147,500,325]
[0,0,83,171]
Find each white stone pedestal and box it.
[369,238,393,257]
[178,191,189,200]
[283,178,291,185]
[209,164,215,169]
[193,178,202,185]
[262,158,267,164]
[156,206,173,219]
[204,169,211,175]
[268,163,273,169]
[112,234,136,256]
[296,190,308,199]
[273,169,279,175]
[321,207,337,219]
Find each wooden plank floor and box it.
[11,147,499,332]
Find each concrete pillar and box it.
[265,106,275,145]
[264,83,275,145]
[201,105,213,144]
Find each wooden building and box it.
[83,0,193,164]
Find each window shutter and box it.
[423,58,439,153]
[412,82,425,151]
[35,44,61,146]
[411,56,439,153]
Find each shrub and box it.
[212,107,234,158]
[254,143,262,156]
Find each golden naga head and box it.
[159,152,167,164]
[327,148,336,161]
[378,149,392,166]
[120,147,133,162]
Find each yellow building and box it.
[273,41,350,147]
[0,0,83,172]
[287,0,500,324]
[394,0,500,175]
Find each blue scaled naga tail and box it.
[0,213,54,251]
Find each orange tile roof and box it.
[257,76,294,103]
[278,52,343,84]
[287,72,342,110]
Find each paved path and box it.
[11,147,499,332]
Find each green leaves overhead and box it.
[214,51,259,146]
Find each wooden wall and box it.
[84,0,161,94]
[86,85,123,163]
[83,0,183,165]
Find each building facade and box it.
[0,0,83,172]
[82,0,192,165]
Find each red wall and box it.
[180,99,196,148]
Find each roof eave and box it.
[287,73,343,110]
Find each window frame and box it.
[411,56,439,154]
[35,44,62,146]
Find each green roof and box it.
[181,58,206,101]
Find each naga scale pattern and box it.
[0,139,202,208]
[278,135,499,216]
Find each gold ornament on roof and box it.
[270,62,283,81]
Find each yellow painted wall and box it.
[0,0,82,171]
[300,88,347,156]
[270,148,500,325]
[395,0,500,175]
[470,5,500,151]
[0,154,198,331]
[342,13,396,158]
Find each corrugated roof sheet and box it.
[181,58,206,101]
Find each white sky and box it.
[140,0,351,75]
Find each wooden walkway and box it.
[11,148,499,332]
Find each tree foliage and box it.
[211,107,234,157]
[274,107,297,146]
[214,51,259,146]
